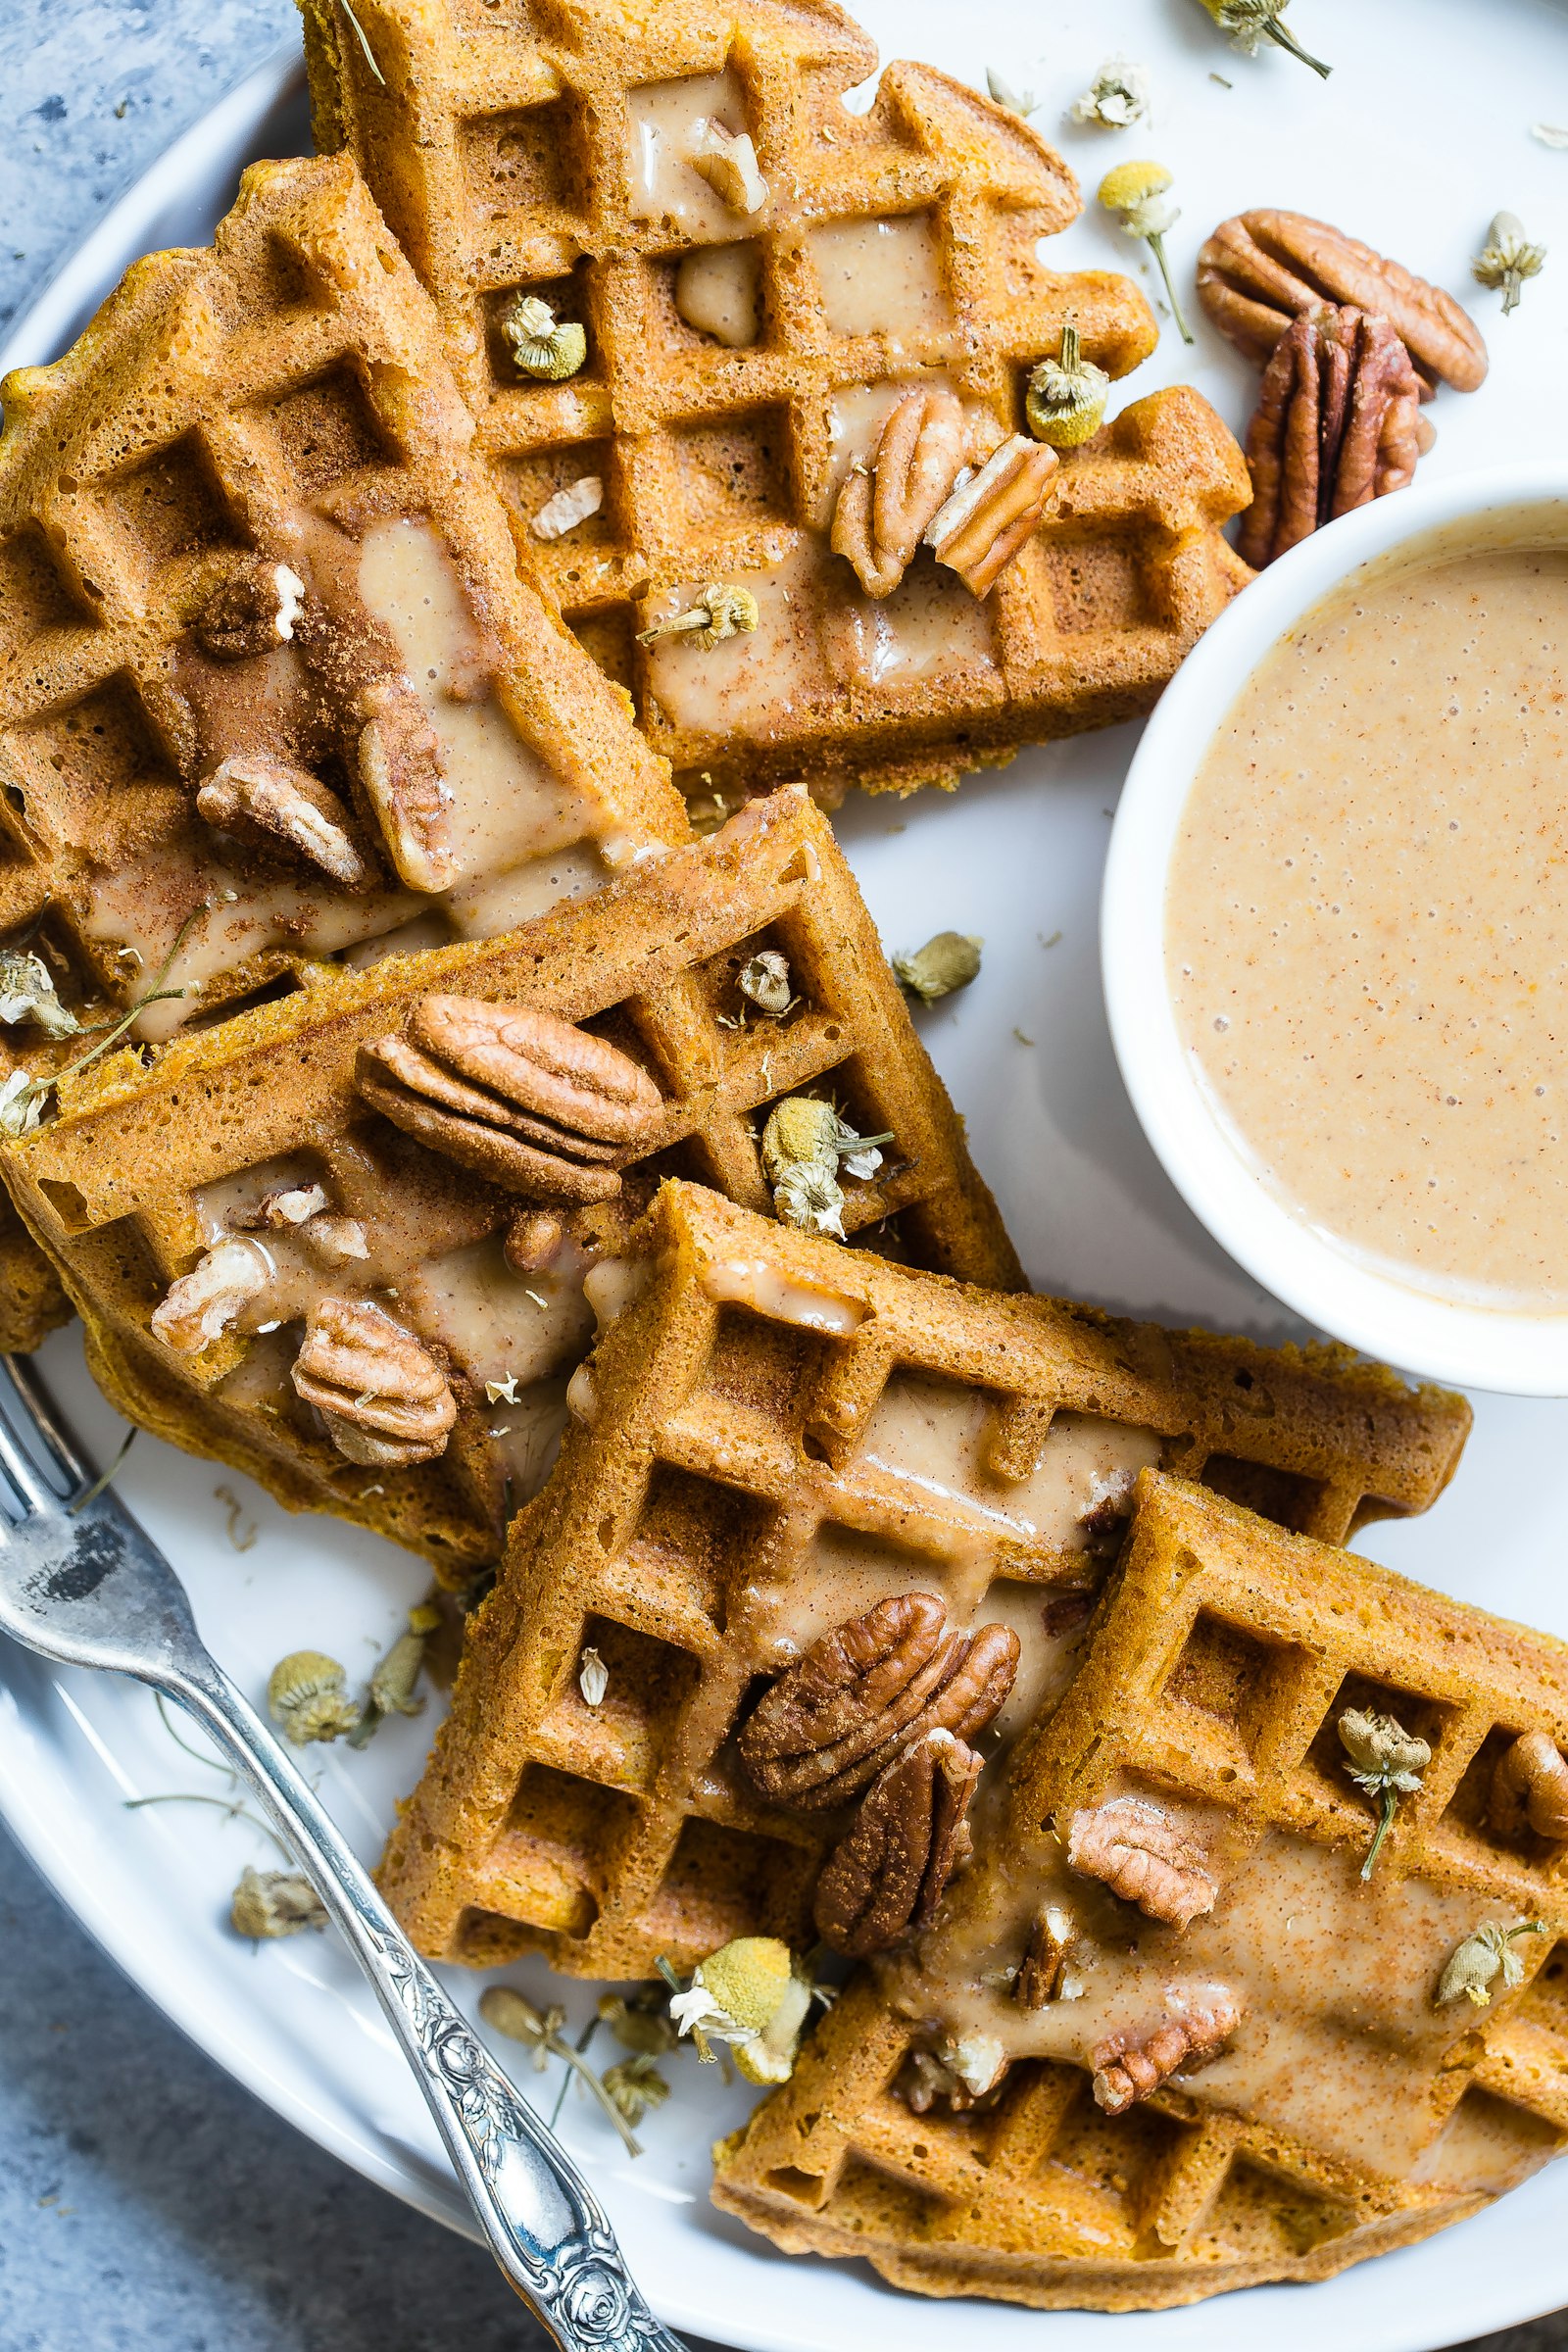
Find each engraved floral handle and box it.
[169,1653,685,2352]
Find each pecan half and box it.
[738,1592,1018,1809]
[359,675,457,893]
[1490,1731,1568,1841]
[830,388,968,598]
[150,1239,270,1354]
[925,436,1058,598]
[1015,1904,1077,2008]
[197,754,368,888]
[1237,306,1424,570]
[1092,1991,1241,2116]
[291,1296,457,1467]
[814,1729,981,1957]
[356,996,663,1202]
[1197,210,1488,397]
[1066,1794,1218,1929]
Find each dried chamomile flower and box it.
[0,1066,42,1140]
[578,1645,610,1707]
[760,1096,894,1238]
[0,950,79,1040]
[986,67,1036,117]
[603,2053,671,2127]
[1026,321,1111,449]
[1339,1706,1431,1880]
[266,1649,361,1747]
[1098,162,1193,345]
[737,949,796,1018]
[1194,0,1330,79]
[893,930,983,1004]
[637,582,760,651]
[663,1936,817,2085]
[1437,1918,1546,2009]
[480,1984,567,2069]
[348,1607,437,1748]
[503,293,588,381]
[598,1987,679,2056]
[1070,58,1151,129]
[1474,212,1546,316]
[230,1865,328,1940]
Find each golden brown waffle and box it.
[300,0,1252,801]
[0,1189,68,1353]
[0,147,686,1060]
[378,1179,1469,1974]
[4,789,1015,1574]
[714,1472,1568,2309]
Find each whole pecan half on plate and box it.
[814,1728,982,1957]
[356,996,663,1202]
[1092,1991,1241,2115]
[1237,305,1425,569]
[1197,209,1488,397]
[291,1296,457,1466]
[737,1592,1018,1810]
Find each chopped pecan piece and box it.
[356,996,663,1202]
[1197,210,1489,396]
[814,1729,981,1957]
[303,1214,370,1267]
[1015,1904,1077,2008]
[830,387,969,598]
[359,675,457,893]
[291,1296,457,1467]
[738,1592,1018,1809]
[1066,1794,1218,1929]
[1237,306,1424,570]
[925,435,1058,598]
[1490,1731,1568,1841]
[1092,1991,1241,2116]
[192,560,305,659]
[504,1206,564,1273]
[150,1239,270,1354]
[197,754,368,888]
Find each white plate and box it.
[4,6,1568,2346]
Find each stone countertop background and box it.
[0,5,1560,2349]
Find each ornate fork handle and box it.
[172,1654,683,2352]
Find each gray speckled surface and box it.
[0,5,1560,2348]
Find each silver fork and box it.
[0,1352,683,2352]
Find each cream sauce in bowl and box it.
[1167,543,1568,1310]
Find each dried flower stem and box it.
[124,1789,293,1860]
[67,1424,136,1516]
[337,0,387,83]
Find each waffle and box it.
[299,0,1253,802]
[0,146,686,1066]
[377,1179,1469,1975]
[714,1471,1568,2309]
[3,788,1015,1574]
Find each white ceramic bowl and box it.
[1102,466,1568,1397]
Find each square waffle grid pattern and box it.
[0,149,684,1051]
[302,0,1252,798]
[5,790,1017,1577]
[713,1473,1568,2310]
[379,1181,1470,1973]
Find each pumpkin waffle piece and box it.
[3,788,1014,1577]
[377,1177,1468,1976]
[714,1471,1568,2309]
[300,0,1252,803]
[0,146,686,1082]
